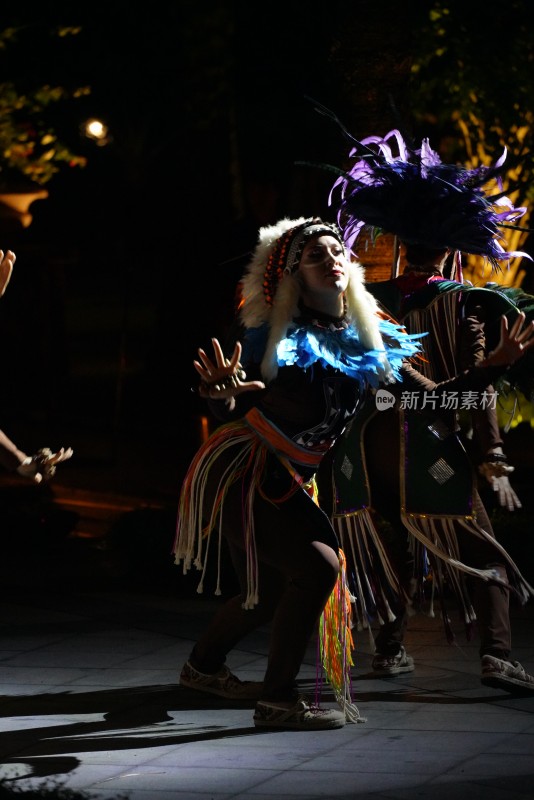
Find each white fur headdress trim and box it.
[240,217,313,329]
[239,217,391,383]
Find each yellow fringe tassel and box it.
[319,548,366,723]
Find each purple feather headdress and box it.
[326,125,531,271]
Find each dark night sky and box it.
[1,1,391,447]
[4,1,531,472]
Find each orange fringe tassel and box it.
[319,548,366,723]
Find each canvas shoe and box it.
[180,660,263,700]
[253,696,345,730]
[481,655,534,694]
[372,646,415,675]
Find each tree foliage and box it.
[409,0,533,286]
[0,24,88,187]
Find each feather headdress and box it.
[311,107,531,271]
[238,216,389,382]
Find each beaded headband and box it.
[239,216,345,330]
[239,215,388,382]
[263,218,344,306]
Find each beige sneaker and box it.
[372,646,415,675]
[180,661,263,700]
[253,696,345,730]
[481,655,534,694]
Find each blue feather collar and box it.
[276,317,422,387]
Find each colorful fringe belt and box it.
[174,408,364,723]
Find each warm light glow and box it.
[0,188,49,227]
[200,416,210,443]
[82,118,110,145]
[495,388,534,430]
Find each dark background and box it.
[0,0,532,514]
[0,1,421,479]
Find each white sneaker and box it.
[481,655,534,694]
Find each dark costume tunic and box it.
[330,277,534,649]
[174,303,419,720]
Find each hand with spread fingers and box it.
[194,338,265,407]
[0,246,74,484]
[490,475,522,512]
[16,446,74,484]
[484,312,534,367]
[478,445,522,512]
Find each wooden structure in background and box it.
[353,231,407,282]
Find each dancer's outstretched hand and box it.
[194,338,265,405]
[16,447,74,483]
[484,313,534,368]
[479,462,522,512]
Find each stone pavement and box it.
[1,579,534,800]
[0,424,533,800]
